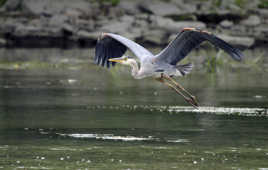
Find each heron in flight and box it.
[94,28,243,108]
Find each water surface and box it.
[0,48,268,169]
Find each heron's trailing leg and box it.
[155,76,198,108]
[162,74,199,106]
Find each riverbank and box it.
[0,0,267,48]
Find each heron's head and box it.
[108,56,136,66]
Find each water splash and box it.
[50,147,77,151]
[167,139,190,143]
[164,106,268,116]
[0,145,8,150]
[87,105,268,116]
[56,133,190,143]
[58,133,154,142]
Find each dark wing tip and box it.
[198,31,244,62]
[211,35,244,61]
[94,34,127,68]
[231,48,243,61]
[160,28,243,66]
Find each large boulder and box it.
[217,34,255,48]
[48,14,68,27]
[77,30,99,40]
[1,0,22,11]
[100,21,131,34]
[13,21,61,37]
[21,0,92,16]
[241,15,262,27]
[118,1,140,15]
[170,0,196,15]
[153,16,206,34]
[139,1,182,17]
[259,9,268,19]
[220,20,234,28]
[76,30,99,46]
[122,27,142,40]
[167,33,255,48]
[62,23,77,35]
[253,25,268,41]
[142,29,167,45]
[99,16,135,34]
[0,17,18,34]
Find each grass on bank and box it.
[0,0,7,7]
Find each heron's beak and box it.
[108,57,124,63]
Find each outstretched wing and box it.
[94,33,153,68]
[155,28,243,65]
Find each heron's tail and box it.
[176,63,193,76]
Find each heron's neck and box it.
[128,59,140,79]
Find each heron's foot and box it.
[186,97,199,109]
[190,95,199,107]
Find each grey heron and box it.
[94,28,243,108]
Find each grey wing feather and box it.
[94,33,153,68]
[156,29,243,65]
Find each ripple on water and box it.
[15,167,52,170]
[88,105,268,116]
[0,145,8,150]
[50,147,77,151]
[155,106,268,116]
[167,139,190,143]
[56,133,190,143]
[59,133,154,141]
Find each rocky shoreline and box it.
[0,0,267,48]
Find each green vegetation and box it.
[204,50,224,73]
[0,0,7,7]
[99,0,120,6]
[213,0,222,7]
[259,0,268,8]
[234,0,247,8]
